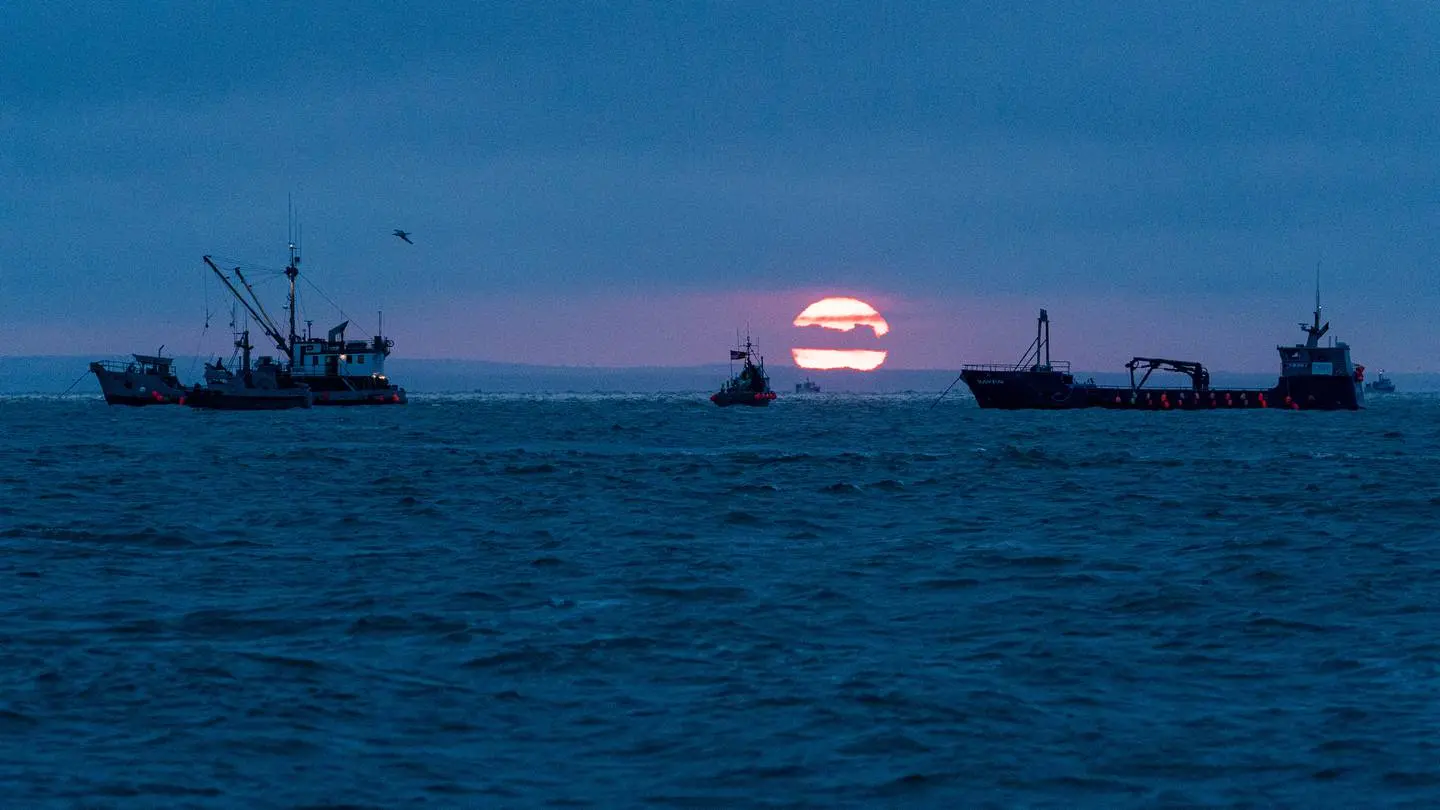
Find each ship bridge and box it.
[289,321,393,380]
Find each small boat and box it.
[89,351,188,405]
[185,329,313,410]
[711,334,776,407]
[1365,369,1396,393]
[794,377,821,394]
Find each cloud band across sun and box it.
[792,297,890,336]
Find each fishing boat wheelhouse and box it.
[289,320,406,405]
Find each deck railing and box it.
[962,361,1072,373]
[90,360,172,374]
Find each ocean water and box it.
[2,393,1438,808]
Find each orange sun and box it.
[791,297,890,371]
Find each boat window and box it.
[357,355,365,364]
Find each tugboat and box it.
[89,350,188,405]
[795,377,821,394]
[711,334,776,407]
[185,329,313,410]
[960,296,1364,411]
[1365,369,1396,393]
[198,225,406,406]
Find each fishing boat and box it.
[88,351,188,405]
[959,296,1364,411]
[1365,369,1396,393]
[199,223,407,406]
[184,329,313,410]
[795,377,821,394]
[711,334,776,407]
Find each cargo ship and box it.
[959,300,1364,411]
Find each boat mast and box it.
[1038,308,1050,368]
[1018,309,1051,370]
[238,328,253,380]
[1301,263,1329,348]
[286,200,301,352]
[286,239,300,352]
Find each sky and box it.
[3,2,1439,372]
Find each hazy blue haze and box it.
[2,394,1438,806]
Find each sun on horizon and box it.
[791,296,890,371]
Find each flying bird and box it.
[393,229,413,244]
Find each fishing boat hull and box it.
[961,368,1363,411]
[89,360,187,406]
[310,386,408,405]
[711,390,776,407]
[184,386,314,410]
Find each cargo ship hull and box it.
[959,304,1364,412]
[961,368,1362,411]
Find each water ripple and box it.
[1,394,1438,807]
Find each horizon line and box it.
[0,354,1412,376]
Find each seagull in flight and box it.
[393,229,414,244]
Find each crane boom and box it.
[202,256,289,355]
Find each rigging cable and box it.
[188,264,213,380]
[299,273,357,328]
[60,370,91,396]
[929,373,965,409]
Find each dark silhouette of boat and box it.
[1365,369,1396,393]
[89,351,187,405]
[711,334,775,407]
[959,297,1364,411]
[795,377,821,394]
[185,329,313,410]
[199,221,407,406]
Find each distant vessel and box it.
[185,329,313,410]
[199,227,407,406]
[711,334,776,407]
[794,377,821,394]
[960,298,1364,411]
[1365,369,1396,393]
[89,351,187,405]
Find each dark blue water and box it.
[3,393,1438,807]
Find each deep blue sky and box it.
[3,2,1438,370]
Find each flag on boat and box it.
[730,350,747,360]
